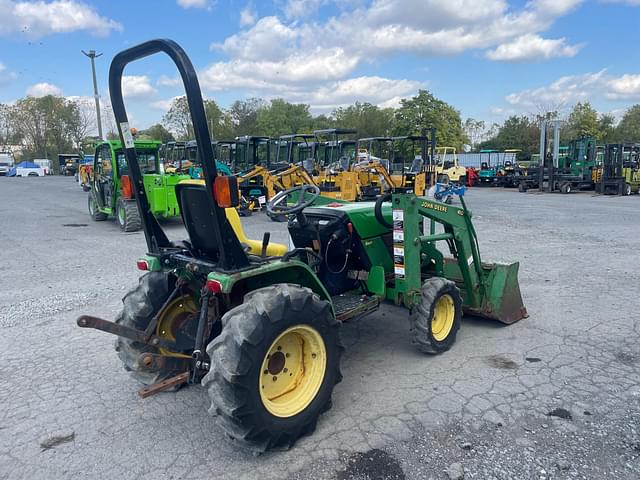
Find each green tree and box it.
[393,90,466,148]
[255,99,313,137]
[162,96,226,140]
[479,115,539,158]
[597,113,616,144]
[227,97,265,136]
[11,95,88,172]
[616,105,640,142]
[463,118,486,150]
[563,102,600,140]
[332,102,395,138]
[138,123,175,143]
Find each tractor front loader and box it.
[78,39,527,452]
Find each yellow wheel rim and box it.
[156,296,198,358]
[432,294,455,342]
[259,325,327,418]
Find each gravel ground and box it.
[0,176,639,480]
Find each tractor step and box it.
[333,292,380,321]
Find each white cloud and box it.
[177,0,208,8]
[503,70,640,112]
[0,0,122,38]
[157,75,181,87]
[606,74,640,100]
[26,82,62,97]
[212,16,299,61]
[485,34,582,62]
[150,97,178,111]
[283,0,331,19]
[122,75,157,99]
[239,2,256,26]
[200,47,359,91]
[300,76,423,110]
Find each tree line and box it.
[478,103,640,159]
[3,88,640,172]
[136,90,467,150]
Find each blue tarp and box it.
[7,161,41,177]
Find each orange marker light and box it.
[121,175,133,199]
[213,176,240,208]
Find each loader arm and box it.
[391,193,526,324]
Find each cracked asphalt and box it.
[1,176,639,479]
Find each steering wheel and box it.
[266,184,320,217]
[374,193,393,229]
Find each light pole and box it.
[82,50,103,140]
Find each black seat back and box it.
[175,183,223,262]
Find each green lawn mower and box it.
[78,39,527,452]
[88,139,190,231]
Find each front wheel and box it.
[624,183,632,196]
[88,195,107,221]
[202,284,343,451]
[410,277,462,354]
[117,197,141,232]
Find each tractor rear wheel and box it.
[202,284,343,451]
[117,197,141,232]
[114,272,188,386]
[88,195,107,221]
[410,277,462,354]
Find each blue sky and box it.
[1,0,639,134]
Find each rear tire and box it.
[202,284,343,451]
[410,277,462,354]
[117,197,141,232]
[88,195,107,221]
[114,273,183,386]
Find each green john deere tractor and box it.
[78,39,527,451]
[88,139,190,231]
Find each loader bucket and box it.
[476,261,528,324]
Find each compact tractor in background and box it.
[78,39,527,452]
[88,139,189,231]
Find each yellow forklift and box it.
[435,146,467,184]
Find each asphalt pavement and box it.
[1,176,639,479]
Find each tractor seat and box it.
[224,207,288,257]
[177,179,287,257]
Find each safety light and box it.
[206,279,223,294]
[213,176,240,208]
[136,259,149,271]
[121,175,133,199]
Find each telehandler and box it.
[78,39,527,452]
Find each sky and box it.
[0,0,639,134]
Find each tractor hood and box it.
[308,202,391,239]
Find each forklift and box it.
[78,39,527,452]
[595,143,640,195]
[314,128,360,201]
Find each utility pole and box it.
[82,50,103,140]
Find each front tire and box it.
[410,277,462,354]
[624,183,632,196]
[202,284,343,451]
[88,195,107,221]
[117,197,141,232]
